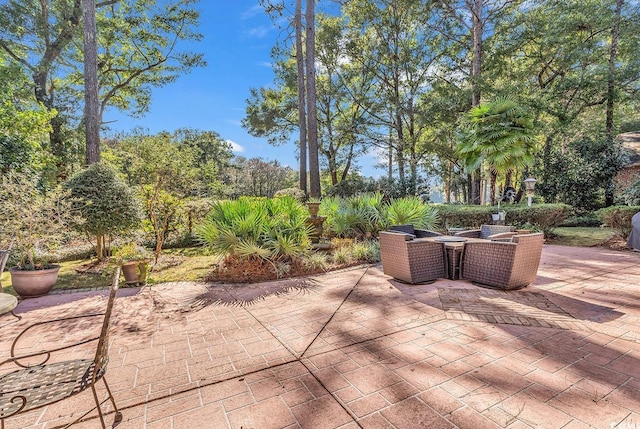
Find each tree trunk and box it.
[472,170,482,205]
[470,0,483,108]
[96,234,105,261]
[82,0,100,165]
[305,0,321,198]
[605,0,624,206]
[295,0,307,195]
[49,115,69,181]
[490,170,497,205]
[470,0,483,204]
[606,0,624,142]
[505,169,513,188]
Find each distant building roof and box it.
[618,132,640,167]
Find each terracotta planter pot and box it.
[121,260,149,285]
[9,265,60,298]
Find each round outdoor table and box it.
[0,293,19,320]
[447,227,467,236]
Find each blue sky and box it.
[105,1,381,177]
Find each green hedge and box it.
[595,206,640,238]
[435,203,572,236]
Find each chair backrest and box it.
[511,233,544,285]
[389,224,415,235]
[93,267,120,380]
[512,233,544,257]
[480,224,515,239]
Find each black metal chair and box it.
[0,268,123,428]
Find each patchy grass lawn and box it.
[548,227,618,247]
[1,247,222,296]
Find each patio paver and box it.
[1,244,639,428]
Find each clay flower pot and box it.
[9,265,60,298]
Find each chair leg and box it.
[102,377,123,424]
[90,383,107,429]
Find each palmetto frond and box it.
[385,197,439,229]
[457,97,537,176]
[197,196,312,264]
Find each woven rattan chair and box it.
[455,224,515,240]
[0,268,123,429]
[379,231,447,284]
[460,233,544,290]
[389,224,443,238]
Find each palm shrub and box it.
[321,193,385,238]
[322,194,438,238]
[384,197,439,230]
[196,196,312,270]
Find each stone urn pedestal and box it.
[306,216,326,244]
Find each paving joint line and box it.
[221,266,371,429]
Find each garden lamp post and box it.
[524,177,537,207]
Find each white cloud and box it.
[226,139,245,153]
[241,5,263,20]
[258,61,273,69]
[243,25,271,39]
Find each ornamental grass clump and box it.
[196,196,312,277]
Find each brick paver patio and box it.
[1,244,639,428]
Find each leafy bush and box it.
[595,206,640,238]
[0,171,81,268]
[196,196,312,265]
[538,137,626,213]
[561,214,602,227]
[617,179,640,206]
[141,185,183,261]
[437,203,571,236]
[436,204,500,228]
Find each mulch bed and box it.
[204,257,364,283]
[595,236,633,252]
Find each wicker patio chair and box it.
[379,231,447,284]
[460,233,544,290]
[454,224,515,240]
[0,268,123,429]
[389,224,443,238]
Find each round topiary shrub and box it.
[65,163,142,259]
